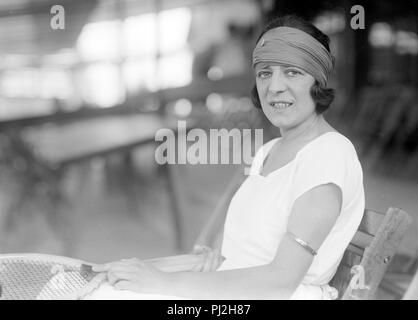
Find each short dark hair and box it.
[250,15,335,114]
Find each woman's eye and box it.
[286,69,302,76]
[257,71,271,79]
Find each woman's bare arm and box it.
[164,183,341,299]
[96,183,342,299]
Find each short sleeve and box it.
[290,136,355,204]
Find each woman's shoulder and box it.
[299,131,358,159]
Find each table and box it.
[23,114,177,168]
[21,113,190,253]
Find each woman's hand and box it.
[92,258,170,294]
[191,245,225,272]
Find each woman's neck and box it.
[279,114,324,143]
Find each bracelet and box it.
[286,231,318,256]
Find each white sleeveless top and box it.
[218,132,365,299]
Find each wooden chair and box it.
[329,207,411,299]
[146,169,412,300]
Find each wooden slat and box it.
[340,249,362,268]
[351,231,374,250]
[342,207,412,300]
[358,209,385,236]
[346,243,365,257]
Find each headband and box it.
[252,26,333,86]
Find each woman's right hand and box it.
[191,245,225,272]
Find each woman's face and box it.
[255,62,317,130]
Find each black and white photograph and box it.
[0,0,417,303]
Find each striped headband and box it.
[252,26,334,86]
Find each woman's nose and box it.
[268,72,287,93]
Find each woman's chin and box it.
[265,115,291,129]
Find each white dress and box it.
[218,131,365,299]
[87,132,365,300]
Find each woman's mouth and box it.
[269,101,293,110]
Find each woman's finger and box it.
[192,245,212,254]
[219,254,226,265]
[107,270,133,286]
[92,264,110,272]
[191,263,203,272]
[204,250,224,271]
[93,258,144,272]
[192,250,212,272]
[120,258,138,263]
[109,264,141,274]
[93,262,128,272]
[191,265,201,272]
[215,255,225,270]
[192,245,202,254]
[203,252,215,272]
[114,280,133,291]
[211,254,221,271]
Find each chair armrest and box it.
[145,254,206,273]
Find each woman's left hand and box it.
[92,258,170,294]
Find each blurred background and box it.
[0,0,416,299]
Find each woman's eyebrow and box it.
[282,65,304,71]
[255,63,271,70]
[281,64,296,68]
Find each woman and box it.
[88,15,365,300]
